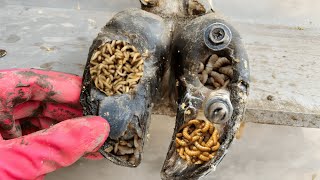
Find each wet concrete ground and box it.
[0,0,319,180]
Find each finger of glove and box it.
[0,120,21,139]
[12,117,58,136]
[20,117,56,135]
[1,101,40,139]
[21,121,40,136]
[0,101,40,139]
[0,69,82,106]
[0,116,109,180]
[36,117,57,129]
[8,101,81,138]
[13,101,81,129]
[42,103,83,122]
[0,69,82,139]
[13,101,41,120]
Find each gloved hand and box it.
[0,69,110,180]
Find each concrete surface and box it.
[0,0,320,179]
[45,115,320,180]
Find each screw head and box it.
[204,22,232,51]
[206,102,229,123]
[203,90,233,124]
[209,27,226,44]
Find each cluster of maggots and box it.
[175,119,220,165]
[90,40,147,96]
[198,54,233,89]
[104,129,142,165]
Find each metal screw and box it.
[204,23,232,51]
[203,90,233,124]
[209,27,226,44]
[207,102,228,123]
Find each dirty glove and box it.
[0,69,110,180]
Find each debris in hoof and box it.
[267,95,275,101]
[0,49,7,58]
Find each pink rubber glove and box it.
[0,69,110,180]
